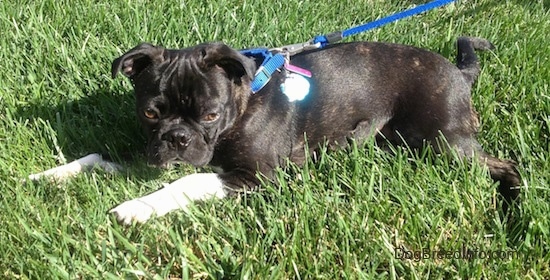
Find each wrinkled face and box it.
[112,43,255,167]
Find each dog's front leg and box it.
[28,153,122,181]
[110,173,227,225]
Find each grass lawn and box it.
[1,0,549,278]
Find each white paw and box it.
[109,173,226,225]
[109,199,156,225]
[28,153,123,181]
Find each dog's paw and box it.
[28,153,123,182]
[109,199,156,225]
[109,173,226,225]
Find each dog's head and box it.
[112,42,256,167]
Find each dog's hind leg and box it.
[479,152,521,214]
[445,133,521,217]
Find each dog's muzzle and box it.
[162,128,192,150]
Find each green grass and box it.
[1,0,549,278]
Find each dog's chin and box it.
[147,160,175,169]
[147,150,213,169]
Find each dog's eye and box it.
[202,113,219,122]
[143,108,158,120]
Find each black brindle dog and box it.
[40,37,523,224]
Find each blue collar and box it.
[240,48,286,93]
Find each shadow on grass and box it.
[13,78,165,180]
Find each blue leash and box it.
[241,0,457,93]
[312,0,457,48]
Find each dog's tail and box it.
[456,37,494,86]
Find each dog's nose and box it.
[163,129,190,148]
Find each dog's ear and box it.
[199,43,256,82]
[111,43,165,79]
